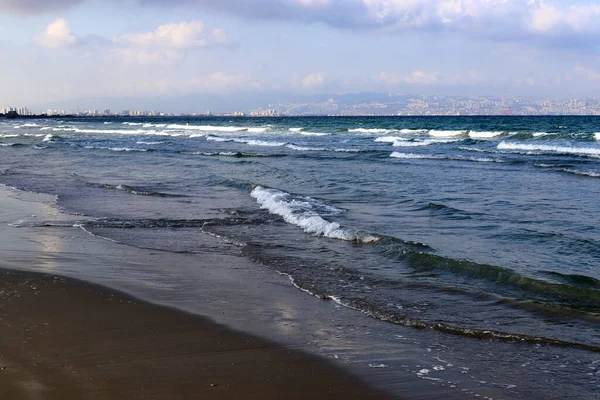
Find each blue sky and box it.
[1,0,600,111]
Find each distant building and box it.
[249,109,279,117]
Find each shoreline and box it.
[0,267,393,399]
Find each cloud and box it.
[35,18,78,48]
[113,21,229,64]
[0,0,82,14]
[377,71,438,85]
[572,66,600,81]
[301,72,326,88]
[142,1,600,42]
[114,21,228,49]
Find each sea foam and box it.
[251,186,377,242]
[497,142,600,157]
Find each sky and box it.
[1,0,600,112]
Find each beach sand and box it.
[0,268,393,399]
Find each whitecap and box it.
[429,130,467,138]
[286,144,328,152]
[497,142,600,157]
[469,131,503,139]
[251,186,377,242]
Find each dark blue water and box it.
[1,116,599,396]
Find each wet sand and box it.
[0,268,393,399]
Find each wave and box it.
[289,128,304,132]
[0,134,20,138]
[561,168,600,178]
[251,186,378,242]
[469,131,503,139]
[183,151,285,158]
[83,146,148,152]
[14,123,39,128]
[286,144,328,152]
[300,131,330,136]
[532,132,559,137]
[39,127,53,131]
[0,143,20,147]
[123,122,143,126]
[42,134,55,142]
[498,142,600,157]
[136,141,164,145]
[166,124,248,132]
[429,130,467,138]
[390,152,501,163]
[349,128,396,134]
[374,136,409,143]
[206,136,286,147]
[595,133,600,141]
[247,127,269,133]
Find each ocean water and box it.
[1,116,599,398]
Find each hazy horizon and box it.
[2,1,600,111]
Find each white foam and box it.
[391,152,441,160]
[206,136,231,142]
[39,127,53,131]
[392,140,443,147]
[243,139,286,147]
[83,146,147,152]
[399,129,429,134]
[390,152,500,163]
[289,128,304,132]
[497,142,600,157]
[251,186,376,242]
[375,136,406,143]
[123,122,143,126]
[0,143,15,147]
[248,127,269,133]
[0,134,20,138]
[349,128,395,134]
[429,130,467,138]
[42,134,54,142]
[594,133,600,141]
[136,141,163,145]
[166,124,248,132]
[14,123,39,128]
[286,144,327,152]
[469,131,503,139]
[562,169,600,178]
[188,133,205,138]
[104,122,113,124]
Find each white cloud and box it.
[573,66,600,81]
[35,18,78,48]
[301,72,326,88]
[377,71,438,85]
[114,21,228,49]
[113,21,229,65]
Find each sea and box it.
[1,116,599,399]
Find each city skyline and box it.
[5,93,600,117]
[2,1,600,109]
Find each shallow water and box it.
[1,116,599,398]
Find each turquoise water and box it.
[1,116,599,398]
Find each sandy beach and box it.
[0,268,393,399]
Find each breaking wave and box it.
[498,142,600,157]
[251,186,378,242]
